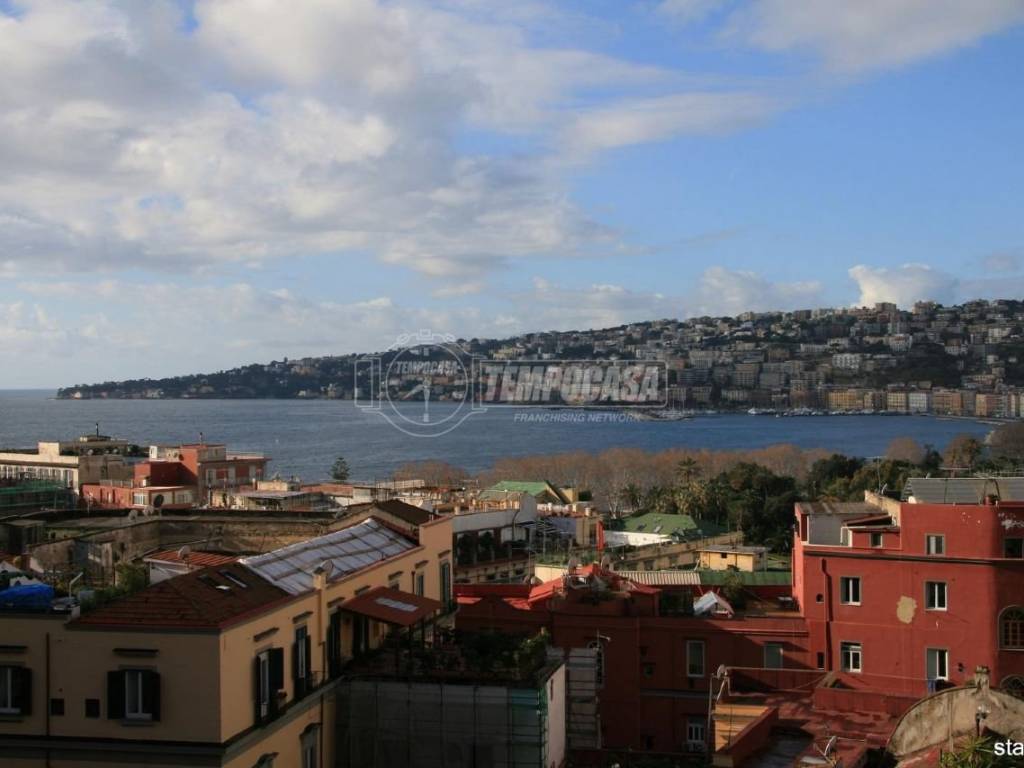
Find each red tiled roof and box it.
[341,586,442,627]
[145,549,236,568]
[72,563,290,631]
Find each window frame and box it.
[840,642,862,673]
[685,717,706,751]
[839,576,861,606]
[925,581,948,611]
[926,647,949,682]
[123,669,152,721]
[869,532,883,548]
[686,639,706,678]
[1000,606,1024,649]
[0,666,18,714]
[925,534,945,556]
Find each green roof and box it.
[480,480,567,502]
[622,513,723,539]
[697,570,792,586]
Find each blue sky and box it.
[1,0,1023,386]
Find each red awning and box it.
[341,586,442,627]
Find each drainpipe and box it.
[45,631,51,768]
[820,558,832,670]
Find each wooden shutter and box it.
[303,634,312,688]
[143,671,161,722]
[291,641,300,694]
[11,667,31,715]
[107,671,125,719]
[253,656,263,725]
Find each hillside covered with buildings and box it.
[59,299,1024,417]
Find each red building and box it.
[794,484,1024,697]
[456,479,1024,758]
[457,566,811,753]
[80,442,269,510]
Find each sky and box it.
[1,0,1023,387]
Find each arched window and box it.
[1001,675,1024,701]
[999,606,1024,649]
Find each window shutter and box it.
[291,642,299,693]
[11,667,31,715]
[143,671,161,722]
[107,671,125,719]
[253,657,262,725]
[303,635,312,687]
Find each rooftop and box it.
[621,512,723,538]
[240,517,417,595]
[903,476,1024,504]
[73,563,288,630]
[347,499,434,526]
[144,549,236,568]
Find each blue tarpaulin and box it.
[0,583,54,610]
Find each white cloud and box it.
[563,91,779,155]
[726,0,1024,73]
[689,266,823,316]
[658,0,729,24]
[1,0,716,284]
[848,263,958,307]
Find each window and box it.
[926,534,945,556]
[414,571,425,597]
[107,669,159,721]
[686,717,706,751]
[254,648,284,724]
[1005,538,1024,559]
[301,724,319,768]
[687,640,705,677]
[840,642,862,673]
[870,532,883,548]
[816,652,825,670]
[1000,607,1024,649]
[440,561,452,609]
[764,643,784,670]
[293,627,311,698]
[926,648,948,683]
[839,576,861,605]
[326,611,343,680]
[925,581,947,611]
[0,666,31,715]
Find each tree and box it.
[990,423,1024,464]
[944,434,984,471]
[886,437,925,465]
[330,456,351,483]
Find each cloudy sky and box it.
[2,0,1023,387]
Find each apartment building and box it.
[0,434,136,497]
[793,484,1024,697]
[0,513,454,767]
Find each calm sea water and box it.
[0,390,994,481]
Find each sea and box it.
[0,390,995,481]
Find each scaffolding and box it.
[335,676,552,768]
[0,481,71,514]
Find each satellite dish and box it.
[600,554,613,570]
[567,555,580,571]
[822,736,837,757]
[127,510,138,522]
[177,545,191,562]
[320,560,335,577]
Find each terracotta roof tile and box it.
[73,563,290,631]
